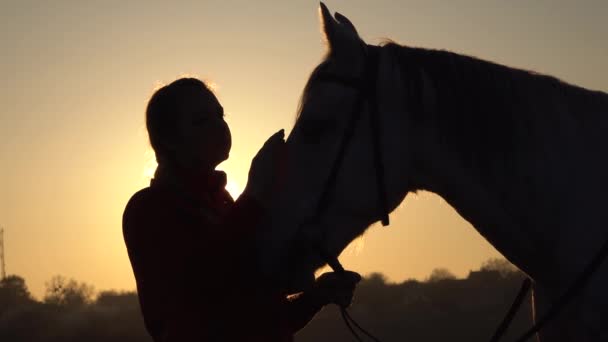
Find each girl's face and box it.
[173,86,232,170]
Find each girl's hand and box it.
[312,271,361,308]
[245,129,286,207]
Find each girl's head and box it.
[146,78,231,170]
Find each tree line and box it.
[0,259,533,341]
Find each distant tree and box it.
[43,275,95,307]
[365,272,388,285]
[480,258,518,277]
[0,275,34,311]
[95,290,139,309]
[426,268,457,282]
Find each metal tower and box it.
[0,227,5,280]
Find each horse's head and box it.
[258,3,414,292]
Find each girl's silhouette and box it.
[122,78,360,341]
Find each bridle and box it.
[293,44,388,342]
[290,43,608,342]
[308,44,390,232]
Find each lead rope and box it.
[320,248,383,342]
[489,278,532,342]
[512,234,608,342]
[492,231,608,342]
[332,256,379,342]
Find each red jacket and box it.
[122,169,319,342]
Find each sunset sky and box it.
[1,1,607,299]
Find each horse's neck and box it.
[379,45,608,282]
[409,126,548,280]
[400,62,608,283]
[409,80,608,284]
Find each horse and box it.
[258,3,608,341]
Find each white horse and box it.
[259,3,608,341]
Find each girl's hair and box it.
[145,77,214,163]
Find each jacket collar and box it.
[151,163,228,201]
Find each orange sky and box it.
[1,1,606,299]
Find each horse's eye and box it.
[298,118,337,143]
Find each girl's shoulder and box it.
[122,186,183,235]
[124,186,169,213]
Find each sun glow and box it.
[143,152,158,181]
[225,179,243,199]
[345,235,366,255]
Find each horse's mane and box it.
[384,42,608,187]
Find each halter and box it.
[311,45,389,228]
[293,44,388,342]
[304,44,389,264]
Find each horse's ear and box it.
[335,12,358,35]
[319,2,338,49]
[318,3,363,57]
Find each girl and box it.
[122,77,360,341]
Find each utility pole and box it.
[0,227,5,280]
